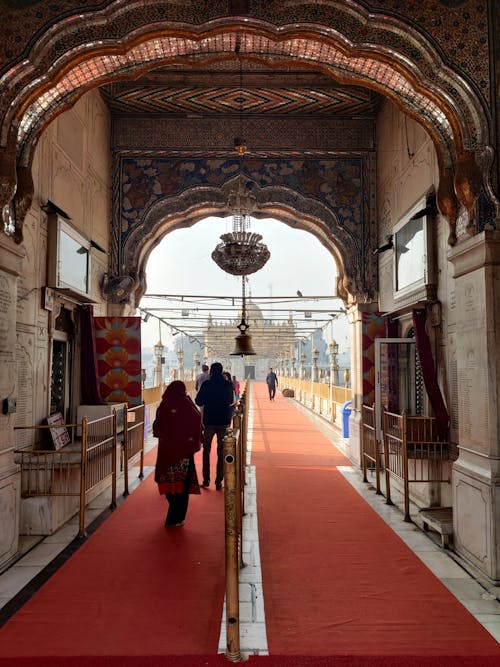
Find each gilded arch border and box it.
[0,1,495,243]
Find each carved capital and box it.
[455,151,483,235]
[437,166,459,245]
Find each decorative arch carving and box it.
[122,176,372,306]
[0,2,496,241]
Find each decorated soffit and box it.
[0,0,490,108]
[14,32,455,162]
[100,60,382,118]
[0,1,489,165]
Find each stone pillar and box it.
[299,352,306,379]
[311,347,319,383]
[345,302,380,468]
[153,340,164,387]
[448,231,500,583]
[0,234,25,569]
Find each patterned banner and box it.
[94,317,142,407]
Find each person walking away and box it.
[232,375,240,401]
[153,381,202,527]
[223,370,237,418]
[195,363,210,391]
[195,362,234,490]
[266,367,278,400]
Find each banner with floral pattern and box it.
[94,317,142,407]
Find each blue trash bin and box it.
[341,400,352,438]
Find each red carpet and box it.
[143,443,158,466]
[1,656,500,666]
[251,383,500,658]
[1,386,499,666]
[0,450,225,658]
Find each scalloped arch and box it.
[0,11,489,166]
[124,178,367,305]
[0,2,495,245]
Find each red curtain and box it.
[412,308,449,440]
[80,305,103,405]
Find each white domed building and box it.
[203,301,295,381]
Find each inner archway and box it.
[123,172,375,306]
[139,214,349,385]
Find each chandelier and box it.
[211,36,270,277]
[211,37,270,355]
[212,212,271,276]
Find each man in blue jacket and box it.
[195,362,234,490]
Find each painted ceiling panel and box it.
[101,84,380,116]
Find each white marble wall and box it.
[0,90,111,568]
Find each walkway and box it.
[0,383,499,666]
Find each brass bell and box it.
[230,318,256,356]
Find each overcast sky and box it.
[138,216,349,352]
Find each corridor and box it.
[0,384,499,666]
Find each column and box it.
[176,347,184,382]
[0,235,24,569]
[193,351,200,381]
[153,340,164,387]
[448,230,500,582]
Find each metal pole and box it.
[78,418,88,538]
[122,405,129,496]
[223,429,241,663]
[232,411,244,569]
[111,410,117,509]
[403,412,411,522]
[139,404,145,479]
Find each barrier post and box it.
[232,412,244,569]
[402,411,411,522]
[122,405,129,496]
[382,409,393,505]
[223,428,241,663]
[111,410,117,509]
[78,418,88,538]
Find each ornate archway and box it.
[120,173,371,306]
[0,2,496,245]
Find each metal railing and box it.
[382,410,454,522]
[122,403,146,496]
[15,413,118,537]
[279,375,351,425]
[361,404,383,495]
[222,381,250,663]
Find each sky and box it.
[138,215,350,354]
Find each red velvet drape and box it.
[412,308,449,440]
[80,305,103,405]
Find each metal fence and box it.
[382,410,454,522]
[122,403,146,496]
[15,413,118,537]
[361,404,383,495]
[279,375,351,424]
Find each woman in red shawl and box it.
[153,381,202,527]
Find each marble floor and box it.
[1,404,499,656]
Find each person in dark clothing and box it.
[195,362,234,490]
[266,367,278,400]
[153,381,202,527]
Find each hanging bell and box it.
[231,331,257,356]
[230,318,256,356]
